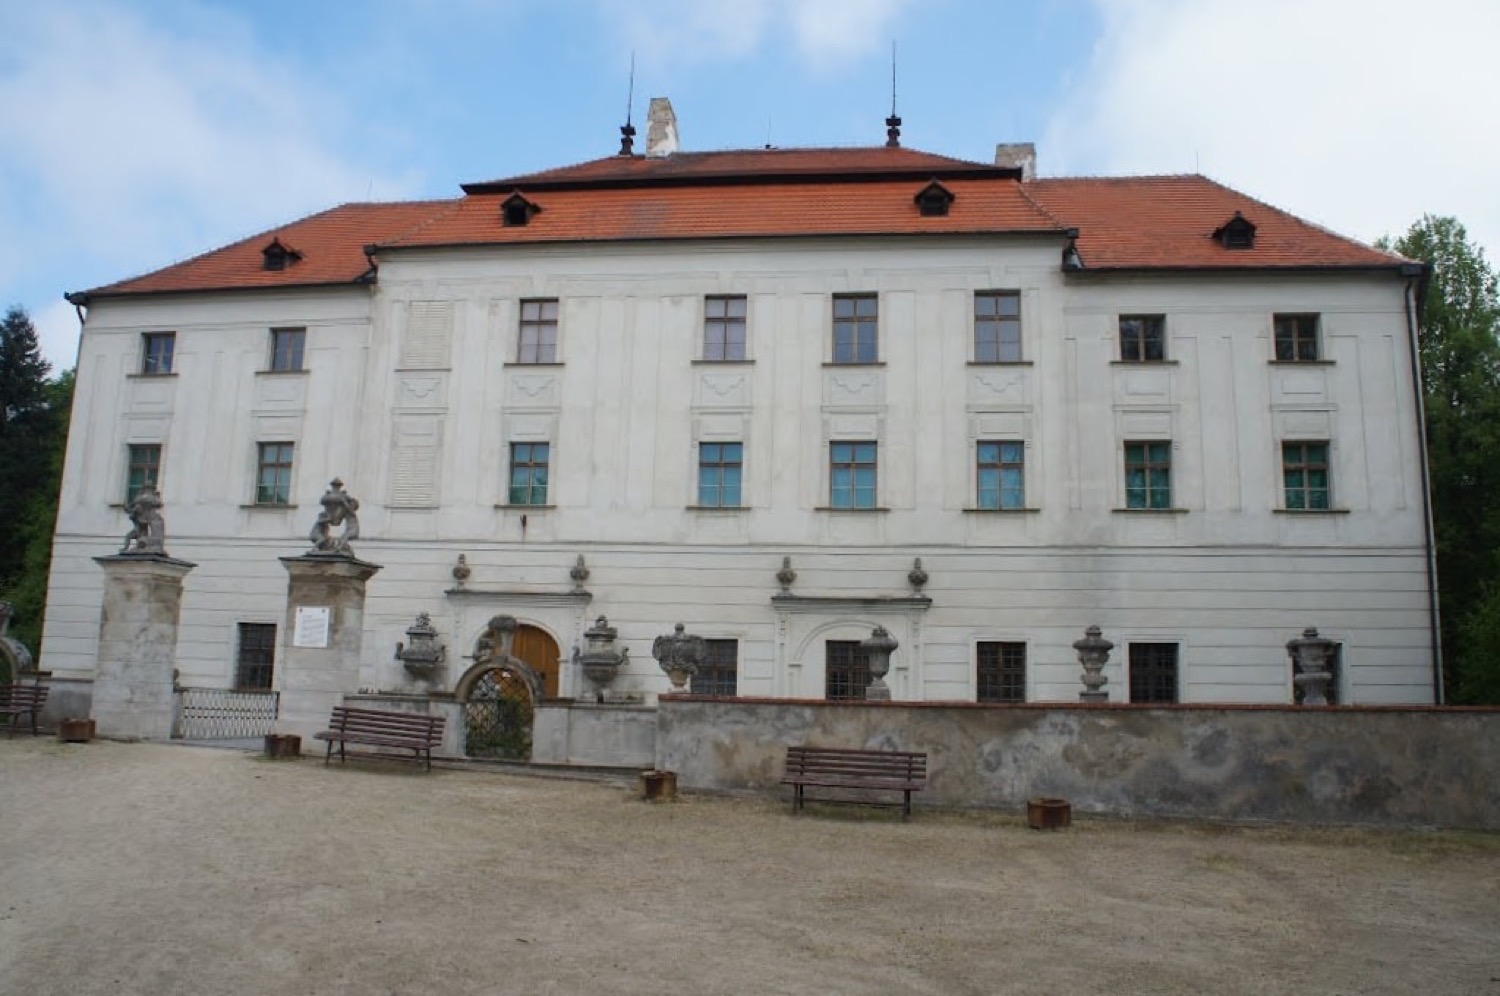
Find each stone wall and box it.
[656,697,1500,829]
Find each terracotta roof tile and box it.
[1025,175,1405,270]
[85,200,455,298]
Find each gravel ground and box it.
[1,738,1497,996]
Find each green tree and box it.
[5,369,74,654]
[0,306,53,577]
[1384,217,1500,702]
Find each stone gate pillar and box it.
[91,553,197,739]
[277,554,382,738]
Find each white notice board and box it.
[293,606,331,648]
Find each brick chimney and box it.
[647,97,680,158]
[995,142,1036,180]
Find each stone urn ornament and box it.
[860,625,899,700]
[1074,625,1113,702]
[577,615,629,698]
[1287,627,1336,705]
[652,622,706,694]
[395,612,446,680]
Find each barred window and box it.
[235,623,276,690]
[825,640,871,700]
[977,642,1026,703]
[690,639,738,696]
[1129,643,1179,703]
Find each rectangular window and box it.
[126,444,162,504]
[255,442,294,505]
[974,290,1022,362]
[697,442,743,508]
[517,299,559,364]
[269,327,306,372]
[830,441,878,509]
[235,622,277,690]
[703,295,747,362]
[1119,315,1166,362]
[977,641,1026,703]
[508,442,550,505]
[1283,441,1331,510]
[832,294,878,364]
[691,639,739,696]
[1124,441,1172,510]
[825,640,871,700]
[977,441,1025,509]
[142,332,175,375]
[1129,643,1179,703]
[1274,313,1320,361]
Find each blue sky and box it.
[3,0,1497,370]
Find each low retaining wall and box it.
[656,697,1500,829]
[534,701,656,767]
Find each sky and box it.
[2,0,1497,372]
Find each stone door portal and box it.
[460,622,559,760]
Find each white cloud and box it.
[0,3,417,369]
[1044,0,1500,259]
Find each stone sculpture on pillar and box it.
[653,622,706,694]
[308,478,360,556]
[577,615,629,700]
[861,625,899,700]
[1075,625,1113,702]
[1288,627,1336,705]
[120,484,167,555]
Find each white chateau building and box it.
[45,104,1439,744]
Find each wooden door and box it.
[511,625,560,699]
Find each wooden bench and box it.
[781,745,928,819]
[0,684,49,737]
[313,706,445,771]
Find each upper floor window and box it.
[974,291,1022,363]
[832,294,878,364]
[518,299,559,364]
[698,442,743,508]
[1274,313,1320,362]
[126,444,161,504]
[830,441,878,509]
[142,332,175,375]
[703,295,747,362]
[1119,315,1166,362]
[1129,643,1179,703]
[977,441,1025,509]
[255,442,295,505]
[977,641,1026,703]
[269,328,306,372]
[1283,441,1331,510]
[691,639,739,696]
[1124,441,1172,510]
[508,442,551,505]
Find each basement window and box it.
[1213,212,1256,250]
[914,180,955,217]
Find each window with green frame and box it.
[1124,441,1172,509]
[1283,441,1330,510]
[509,442,550,505]
[126,444,161,503]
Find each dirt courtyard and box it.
[1,739,1496,995]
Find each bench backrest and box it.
[328,705,444,740]
[0,685,48,709]
[785,746,927,782]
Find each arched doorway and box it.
[458,618,560,760]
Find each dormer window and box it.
[261,237,302,271]
[914,180,955,218]
[1213,212,1256,250]
[502,191,541,227]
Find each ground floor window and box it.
[691,639,738,696]
[976,641,1026,703]
[825,640,871,700]
[235,622,277,690]
[1129,643,1179,703]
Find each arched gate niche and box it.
[454,616,559,760]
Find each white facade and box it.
[45,227,1437,706]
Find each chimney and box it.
[646,97,680,158]
[995,142,1036,181]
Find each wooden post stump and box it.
[639,769,678,801]
[58,718,95,743]
[1027,797,1072,830]
[264,733,303,758]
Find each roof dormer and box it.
[914,179,955,217]
[261,237,303,271]
[1213,211,1256,250]
[502,191,542,227]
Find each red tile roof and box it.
[1025,175,1404,271]
[81,149,1408,300]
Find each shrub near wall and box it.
[656,698,1500,829]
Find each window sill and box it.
[127,372,178,379]
[502,362,565,368]
[239,503,298,510]
[256,369,308,377]
[822,362,886,369]
[1112,507,1189,514]
[692,359,754,366]
[1274,507,1350,515]
[494,503,556,510]
[1110,360,1179,366]
[1268,360,1334,366]
[813,506,891,513]
[963,507,1041,514]
[967,360,1033,367]
[685,505,748,512]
